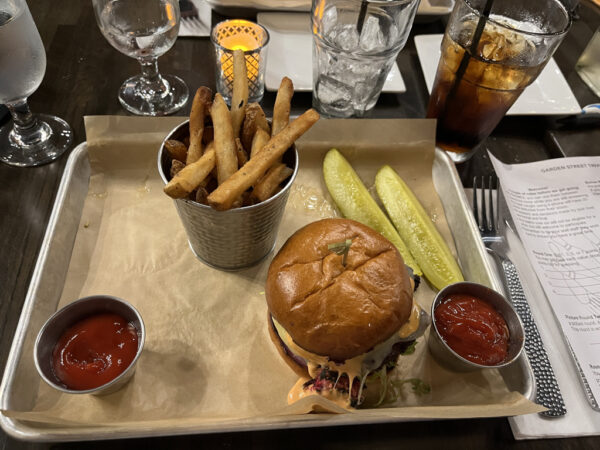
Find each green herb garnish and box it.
[328,238,353,266]
[368,368,431,407]
[396,378,431,396]
[401,341,417,355]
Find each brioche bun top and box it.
[265,218,413,362]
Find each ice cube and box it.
[478,23,533,62]
[322,5,338,36]
[334,24,359,52]
[354,80,374,103]
[359,16,387,53]
[315,75,353,110]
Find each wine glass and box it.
[0,0,73,168]
[92,0,188,116]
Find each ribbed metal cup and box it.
[158,120,298,271]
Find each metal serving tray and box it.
[0,142,534,442]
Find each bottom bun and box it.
[267,313,310,379]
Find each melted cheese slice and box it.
[274,301,422,407]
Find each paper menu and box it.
[490,153,600,405]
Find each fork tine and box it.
[488,175,495,233]
[473,176,479,228]
[190,17,202,30]
[181,16,204,33]
[496,179,503,228]
[185,17,198,32]
[481,176,488,231]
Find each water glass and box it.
[92,0,188,116]
[426,0,571,163]
[311,0,419,118]
[0,0,72,167]
[211,20,270,104]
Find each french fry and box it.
[241,190,258,207]
[231,196,244,209]
[241,102,270,151]
[252,163,293,202]
[170,159,185,178]
[211,93,238,185]
[202,125,214,145]
[187,87,213,164]
[195,186,209,205]
[205,174,218,193]
[254,107,270,133]
[207,108,320,210]
[164,147,216,199]
[271,77,293,137]
[230,49,249,139]
[198,141,215,188]
[250,128,270,158]
[235,137,248,167]
[164,139,188,163]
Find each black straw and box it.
[469,0,495,56]
[356,0,369,34]
[438,0,495,116]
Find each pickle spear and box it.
[323,149,422,276]
[375,165,463,290]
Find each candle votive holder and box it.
[211,19,270,104]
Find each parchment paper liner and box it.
[2,116,542,428]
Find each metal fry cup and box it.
[158,120,298,271]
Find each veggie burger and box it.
[266,218,426,408]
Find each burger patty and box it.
[270,315,415,406]
[270,316,308,370]
[302,340,415,407]
[303,368,362,406]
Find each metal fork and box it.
[178,0,209,37]
[181,15,206,35]
[473,176,567,418]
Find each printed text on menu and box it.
[490,154,600,404]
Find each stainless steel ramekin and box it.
[428,281,524,372]
[34,295,145,396]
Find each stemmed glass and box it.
[92,0,188,116]
[0,0,73,167]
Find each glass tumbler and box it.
[311,0,420,118]
[0,0,72,167]
[426,0,572,163]
[211,19,270,104]
[92,0,189,116]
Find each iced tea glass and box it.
[426,0,571,163]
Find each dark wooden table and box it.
[1,1,599,449]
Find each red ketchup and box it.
[52,313,139,390]
[434,294,509,366]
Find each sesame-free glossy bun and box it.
[266,218,413,362]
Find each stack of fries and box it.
[163,50,320,211]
